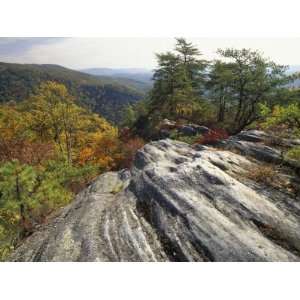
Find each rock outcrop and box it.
[10,135,300,262]
[178,124,210,136]
[222,134,284,164]
[158,119,210,138]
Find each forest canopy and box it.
[0,62,144,124]
[0,81,143,260]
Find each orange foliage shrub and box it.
[0,139,55,165]
[117,137,145,169]
[119,127,133,142]
[78,134,145,171]
[197,128,229,145]
[78,134,119,170]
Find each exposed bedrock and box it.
[10,137,300,261]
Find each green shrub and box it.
[0,159,98,260]
[285,146,300,162]
[169,130,202,145]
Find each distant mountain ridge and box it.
[81,67,152,75]
[0,62,145,124]
[82,66,300,90]
[287,65,300,88]
[288,65,300,74]
[81,67,153,91]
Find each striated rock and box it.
[221,130,300,167]
[178,124,210,136]
[10,139,300,262]
[10,170,167,262]
[159,119,210,138]
[234,129,300,147]
[218,130,283,164]
[235,130,269,143]
[222,138,283,163]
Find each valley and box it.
[0,62,145,124]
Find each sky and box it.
[1,37,300,70]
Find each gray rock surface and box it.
[10,139,300,262]
[220,130,283,164]
[178,124,210,136]
[161,119,176,129]
[178,125,196,136]
[222,138,283,163]
[159,129,171,139]
[235,130,269,143]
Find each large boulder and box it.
[220,130,300,166]
[222,139,283,164]
[160,119,176,129]
[10,139,300,262]
[178,124,210,136]
[234,129,300,147]
[216,130,283,164]
[235,130,269,143]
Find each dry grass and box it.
[246,164,277,185]
[243,163,299,197]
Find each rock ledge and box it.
[10,137,300,261]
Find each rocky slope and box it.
[10,132,300,261]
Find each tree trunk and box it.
[217,95,226,123]
[16,174,26,239]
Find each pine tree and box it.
[207,60,233,123]
[215,48,289,133]
[0,160,37,239]
[149,39,208,123]
[175,38,207,92]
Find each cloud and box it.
[7,38,174,69]
[0,37,300,69]
[0,37,67,56]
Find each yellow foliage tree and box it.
[24,81,115,165]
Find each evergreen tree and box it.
[209,48,289,133]
[175,38,207,92]
[149,39,208,123]
[207,60,233,123]
[0,161,37,240]
[0,160,73,240]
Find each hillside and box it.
[10,131,300,261]
[0,62,144,124]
